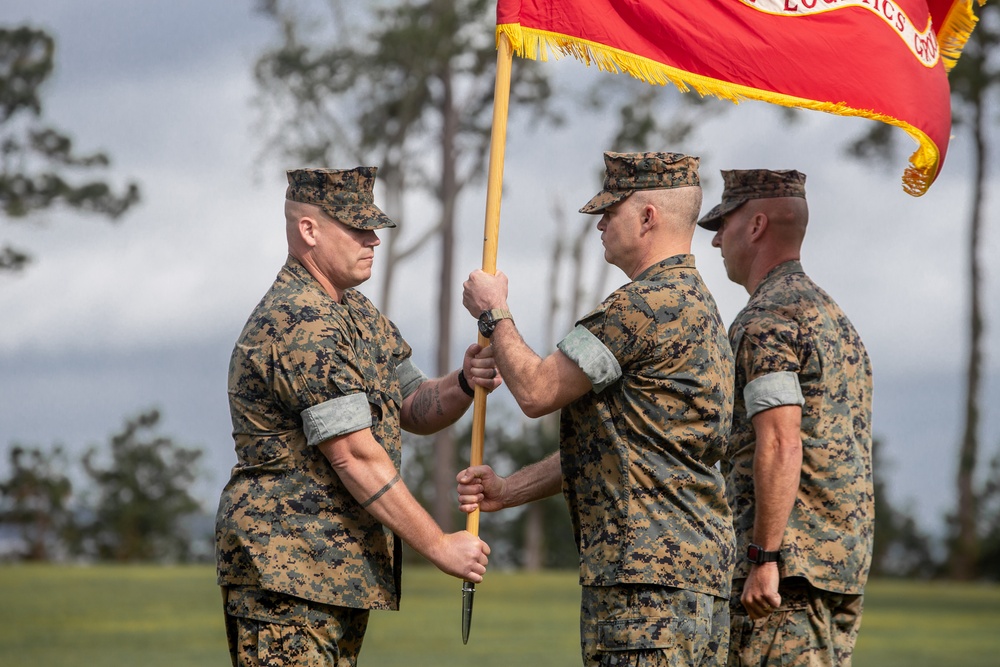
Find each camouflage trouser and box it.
[222,586,369,667]
[580,584,729,667]
[726,577,864,667]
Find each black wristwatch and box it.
[477,308,513,338]
[746,544,781,565]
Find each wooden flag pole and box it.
[461,29,513,645]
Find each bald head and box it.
[285,199,323,259]
[630,185,703,234]
[711,194,810,293]
[743,195,808,251]
[598,185,703,279]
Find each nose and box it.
[597,215,608,232]
[367,231,381,247]
[711,229,722,248]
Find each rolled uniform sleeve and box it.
[301,357,426,446]
[558,325,622,394]
[302,394,372,446]
[264,301,416,454]
[743,370,804,419]
[735,311,806,416]
[395,358,428,400]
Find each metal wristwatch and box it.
[477,308,513,338]
[746,543,781,565]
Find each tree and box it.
[844,4,998,579]
[253,0,556,529]
[586,75,733,157]
[75,410,203,562]
[484,420,577,570]
[976,449,1000,580]
[400,412,576,569]
[0,25,139,272]
[0,444,73,561]
[944,4,998,580]
[869,438,939,578]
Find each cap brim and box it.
[359,207,396,230]
[697,198,748,231]
[578,189,632,215]
[697,204,724,231]
[326,204,397,230]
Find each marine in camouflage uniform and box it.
[699,170,874,667]
[216,167,494,667]
[459,152,735,667]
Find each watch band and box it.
[487,308,513,324]
[746,543,781,565]
[478,308,513,338]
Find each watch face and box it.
[478,312,494,337]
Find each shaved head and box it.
[285,199,325,257]
[744,196,808,248]
[631,185,703,233]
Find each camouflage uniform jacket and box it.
[216,256,416,610]
[723,260,874,594]
[557,255,736,597]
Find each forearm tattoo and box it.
[408,382,444,426]
[361,472,401,508]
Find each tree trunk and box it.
[378,162,405,314]
[950,82,986,581]
[523,502,545,571]
[514,207,567,570]
[432,62,458,530]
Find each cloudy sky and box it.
[1,1,997,536]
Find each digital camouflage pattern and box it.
[216,256,410,610]
[697,169,806,231]
[727,579,863,667]
[581,584,729,667]
[559,255,736,597]
[723,260,874,593]
[286,167,396,230]
[224,586,369,667]
[579,151,701,214]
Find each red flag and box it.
[496,0,986,196]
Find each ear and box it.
[298,215,320,248]
[748,212,768,242]
[639,203,656,233]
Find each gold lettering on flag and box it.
[739,0,940,67]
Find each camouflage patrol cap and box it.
[286,167,396,230]
[579,151,701,214]
[697,169,806,231]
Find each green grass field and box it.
[1,565,998,666]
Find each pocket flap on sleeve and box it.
[597,617,674,651]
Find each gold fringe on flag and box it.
[938,0,986,71]
[497,22,950,197]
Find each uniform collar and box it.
[753,260,804,295]
[282,255,351,307]
[633,254,695,282]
